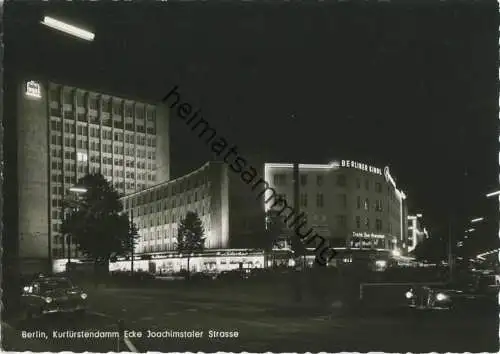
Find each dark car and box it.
[405,275,499,312]
[21,276,88,318]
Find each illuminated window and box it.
[364,198,369,210]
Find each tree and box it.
[61,173,138,277]
[176,211,205,277]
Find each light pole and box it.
[448,215,453,281]
[130,209,135,275]
[63,186,88,271]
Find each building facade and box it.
[14,78,169,273]
[264,160,408,252]
[115,161,266,273]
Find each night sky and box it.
[4,1,498,245]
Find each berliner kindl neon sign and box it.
[340,160,382,175]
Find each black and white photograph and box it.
[1,1,499,352]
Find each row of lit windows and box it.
[138,244,176,253]
[136,209,210,229]
[273,173,391,195]
[50,110,156,133]
[53,109,155,129]
[51,146,155,162]
[123,175,211,209]
[50,88,156,119]
[354,216,387,232]
[127,193,210,218]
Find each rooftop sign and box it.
[25,81,41,99]
[340,160,382,175]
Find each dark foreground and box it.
[2,284,498,353]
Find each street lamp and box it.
[486,190,500,198]
[470,217,484,224]
[63,186,87,271]
[41,16,95,41]
[69,187,88,194]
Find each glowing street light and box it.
[416,213,423,218]
[41,16,95,41]
[486,190,500,198]
[470,217,484,224]
[69,186,88,194]
[466,228,475,233]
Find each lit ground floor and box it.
[52,249,295,274]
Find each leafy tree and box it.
[176,211,205,277]
[61,173,138,276]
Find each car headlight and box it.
[45,297,53,304]
[80,293,87,300]
[405,291,414,299]
[436,293,449,301]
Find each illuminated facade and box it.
[115,161,266,273]
[264,160,408,251]
[121,162,229,253]
[406,215,428,253]
[13,78,170,273]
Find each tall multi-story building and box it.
[264,160,408,252]
[11,77,169,274]
[407,214,428,253]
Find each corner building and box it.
[13,78,169,273]
[117,161,266,273]
[264,160,408,251]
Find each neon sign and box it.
[384,166,396,188]
[340,160,382,175]
[352,232,386,239]
[25,81,41,99]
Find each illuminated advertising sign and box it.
[384,166,396,188]
[340,160,382,175]
[352,232,386,239]
[25,81,41,99]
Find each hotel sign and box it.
[25,81,41,99]
[340,160,382,175]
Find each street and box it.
[3,286,498,352]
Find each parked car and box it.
[405,274,499,312]
[21,276,88,318]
